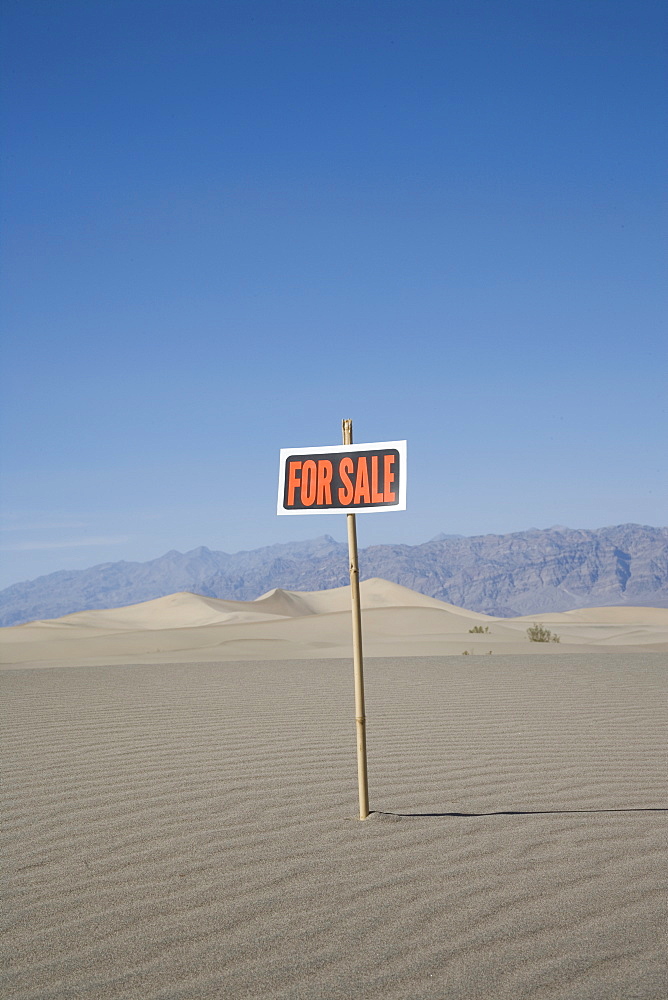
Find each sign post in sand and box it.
[277,422,407,820]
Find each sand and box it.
[2,579,667,667]
[2,581,667,997]
[2,650,667,999]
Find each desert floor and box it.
[2,650,666,999]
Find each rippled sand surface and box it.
[2,653,666,999]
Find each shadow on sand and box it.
[373,807,667,818]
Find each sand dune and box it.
[1,578,667,667]
[2,581,666,997]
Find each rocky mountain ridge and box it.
[1,524,666,627]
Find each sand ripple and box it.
[2,654,666,999]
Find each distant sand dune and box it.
[1,579,667,667]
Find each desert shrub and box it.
[526,623,560,643]
[468,625,490,633]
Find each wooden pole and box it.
[342,418,370,820]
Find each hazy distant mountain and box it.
[1,524,666,627]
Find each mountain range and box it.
[1,523,667,627]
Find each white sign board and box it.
[277,440,407,515]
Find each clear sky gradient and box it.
[1,0,666,588]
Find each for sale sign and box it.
[277,441,407,515]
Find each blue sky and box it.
[1,0,666,588]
